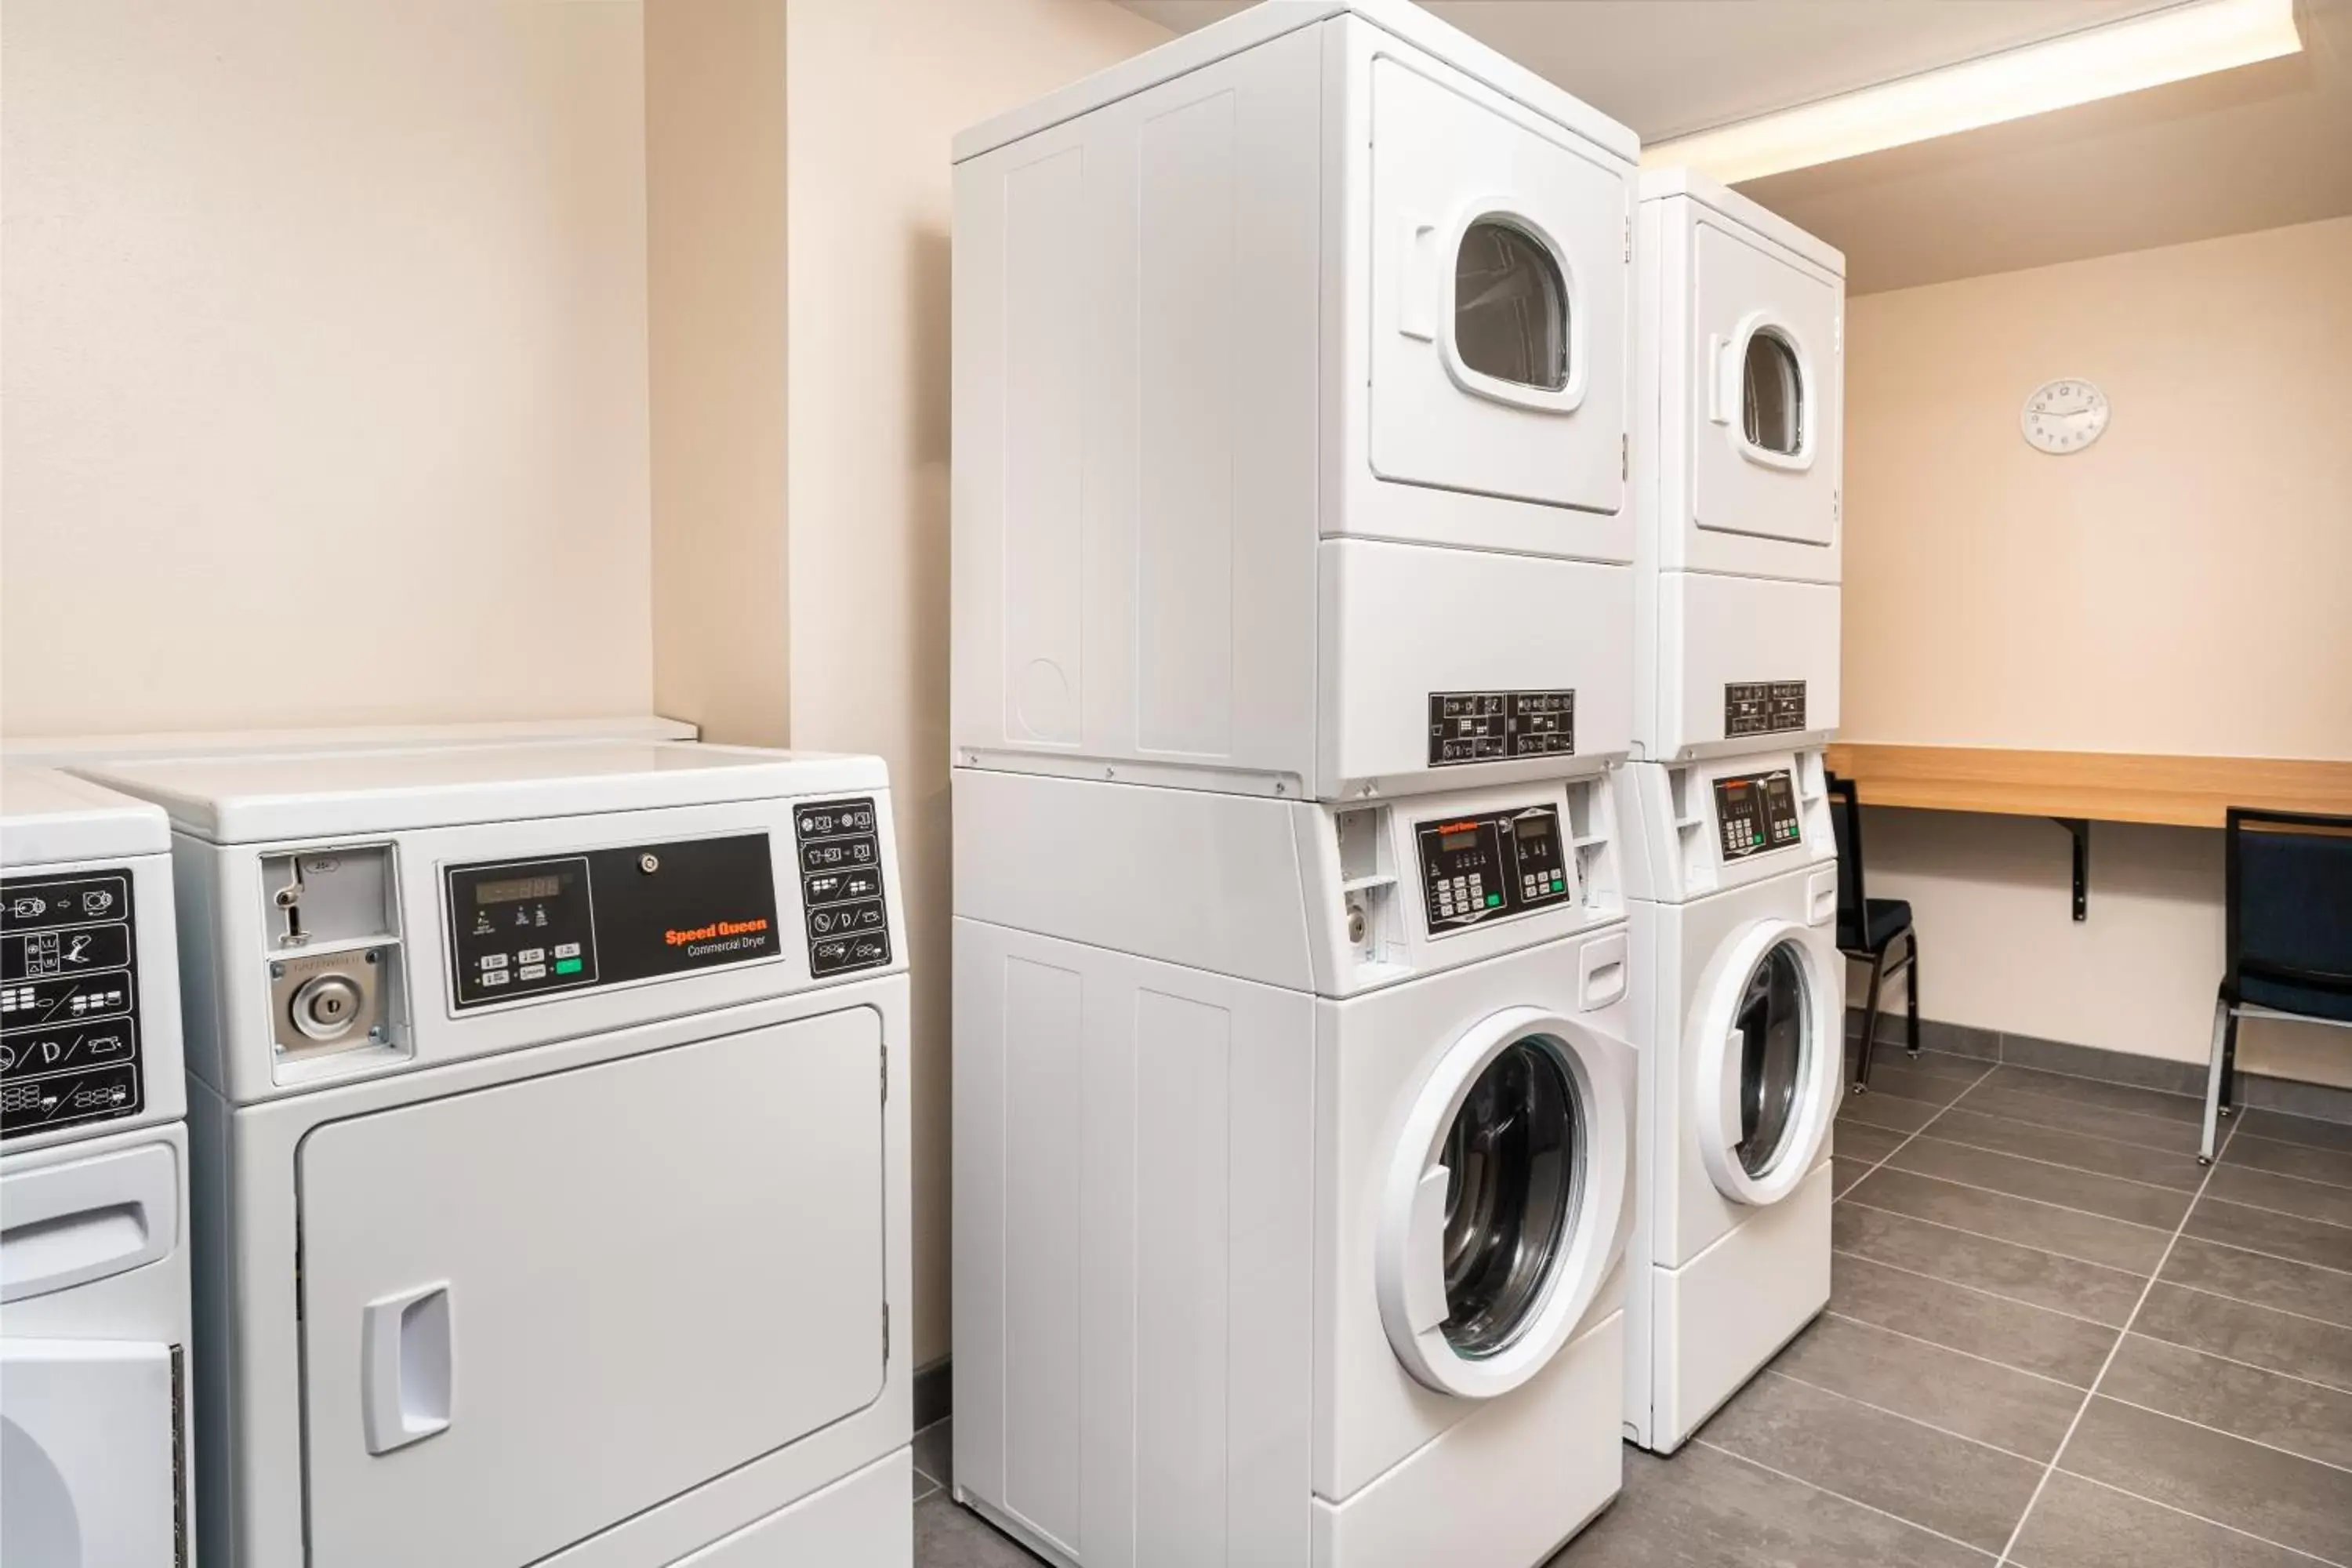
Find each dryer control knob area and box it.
[292,973,365,1041]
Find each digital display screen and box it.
[476,873,563,906]
[1514,815,1553,841]
[1439,829,1480,855]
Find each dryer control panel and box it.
[1713,769,1802,862]
[794,799,893,977]
[1416,804,1573,932]
[0,869,143,1141]
[448,833,782,1011]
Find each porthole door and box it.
[1693,922,1841,1207]
[1690,220,1841,552]
[1367,55,1629,520]
[1374,1007,1632,1400]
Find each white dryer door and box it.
[297,1011,887,1568]
[1688,219,1842,554]
[1,1338,180,1568]
[1693,920,1842,1207]
[1368,56,1629,521]
[1374,1006,1631,1401]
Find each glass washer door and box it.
[1732,942,1809,1179]
[1376,1005,1632,1401]
[1695,919,1838,1208]
[1437,1037,1581,1357]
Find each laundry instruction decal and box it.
[1427,690,1576,767]
[1724,681,1807,739]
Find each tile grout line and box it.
[2162,1228,2352,1283]
[1830,1248,2127,1331]
[1993,1116,2241,1566]
[2212,1152,2352,1197]
[1819,1309,2092,1392]
[1862,1161,2187,1238]
[2086,1389,2352,1481]
[1839,1058,2002,1192]
[2124,1323,2352,1399]
[2049,1465,2351,1568]
[2151,1276,2352,1334]
[1838,1199,2153,1283]
[1904,1127,2206,1197]
[2187,1186,2352,1236]
[1691,1437,2002,1561]
[1754,1367,2053,1467]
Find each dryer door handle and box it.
[1397,213,1440,342]
[363,1282,453,1454]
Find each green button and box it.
[1486,893,1501,907]
[554,957,583,975]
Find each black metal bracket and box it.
[2051,817,2089,920]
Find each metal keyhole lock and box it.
[639,853,661,875]
[291,972,365,1042]
[1345,903,1369,945]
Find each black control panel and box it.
[1725,681,1807,739]
[447,833,782,1011]
[795,799,892,977]
[1428,691,1576,767]
[2,869,143,1141]
[1714,770,1802,862]
[1416,805,1573,932]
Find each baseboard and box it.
[913,1354,953,1431]
[1843,1007,2352,1126]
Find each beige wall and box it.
[780,0,1172,1370]
[647,0,792,746]
[1842,216,2352,1082]
[2,2,654,735]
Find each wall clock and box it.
[2021,378,2109,455]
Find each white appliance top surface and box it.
[0,764,172,866]
[953,0,1640,165]
[76,742,889,843]
[1639,165,1846,278]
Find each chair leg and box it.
[2220,1007,2241,1118]
[1903,932,1922,1058]
[2201,992,2230,1164]
[1855,951,1887,1094]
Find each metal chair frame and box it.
[1827,772,1918,1094]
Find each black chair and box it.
[1826,772,1918,1094]
[2202,807,2352,1162]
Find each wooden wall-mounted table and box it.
[1823,744,2352,918]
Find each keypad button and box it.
[517,947,545,964]
[479,953,508,971]
[518,963,547,981]
[554,942,581,959]
[482,970,510,988]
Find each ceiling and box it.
[1114,0,2352,292]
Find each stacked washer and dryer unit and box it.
[952,3,1644,1564]
[1,767,194,1567]
[1617,169,1850,1454]
[65,739,918,1568]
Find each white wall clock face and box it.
[2021,379,2109,455]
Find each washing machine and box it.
[2,764,193,1566]
[1632,168,1846,763]
[953,0,1639,800]
[73,740,913,1568]
[953,768,1633,1567]
[1612,751,1844,1454]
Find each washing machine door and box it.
[1374,1005,1631,1400]
[1687,218,1842,555]
[1,1338,181,1567]
[1693,920,1842,1206]
[1368,56,1629,524]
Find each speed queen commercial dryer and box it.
[77,741,913,1568]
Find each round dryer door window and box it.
[1375,1007,1632,1401]
[1454,221,1570,393]
[1695,922,1840,1207]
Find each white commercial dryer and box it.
[2,764,193,1567]
[1632,168,1846,763]
[953,0,1639,800]
[74,741,914,1568]
[954,768,1634,1567]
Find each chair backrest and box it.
[1825,771,1868,952]
[2225,807,2352,1002]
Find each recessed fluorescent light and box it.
[1644,0,2303,183]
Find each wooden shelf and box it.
[1823,744,2352,829]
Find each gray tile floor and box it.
[914,1048,2352,1566]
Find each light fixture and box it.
[1643,0,2303,183]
